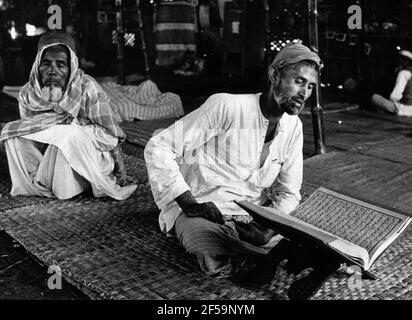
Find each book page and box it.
[291,188,410,258]
[214,201,250,216]
[237,200,370,268]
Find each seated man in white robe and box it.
[144,43,322,279]
[371,49,412,117]
[0,31,136,200]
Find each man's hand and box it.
[183,202,225,225]
[235,220,276,246]
[175,191,224,224]
[111,145,127,186]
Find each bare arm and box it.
[175,190,197,210]
[390,70,412,102]
[144,94,232,223]
[110,145,127,186]
[175,190,224,224]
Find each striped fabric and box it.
[174,213,270,276]
[155,1,197,66]
[100,80,184,122]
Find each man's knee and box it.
[174,213,225,256]
[61,126,91,148]
[65,125,85,139]
[175,213,209,246]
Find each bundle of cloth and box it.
[100,79,184,122]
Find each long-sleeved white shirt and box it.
[390,70,412,103]
[144,93,303,234]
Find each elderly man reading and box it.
[145,43,322,278]
[0,31,136,200]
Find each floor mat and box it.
[302,151,412,213]
[0,187,295,300]
[299,151,412,299]
[0,152,410,299]
[300,110,412,153]
[350,136,412,165]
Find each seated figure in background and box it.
[0,31,136,200]
[371,50,412,117]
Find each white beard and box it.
[41,85,63,102]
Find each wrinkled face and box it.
[273,63,318,115]
[39,45,70,89]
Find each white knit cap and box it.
[399,50,412,61]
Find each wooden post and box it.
[116,0,125,85]
[262,0,270,77]
[136,0,150,79]
[355,0,363,90]
[308,0,327,155]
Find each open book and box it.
[236,187,411,271]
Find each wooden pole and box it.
[116,0,125,85]
[308,0,327,154]
[136,0,150,79]
[355,0,363,90]
[262,0,270,80]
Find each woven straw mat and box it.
[0,151,410,299]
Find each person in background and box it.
[371,49,412,116]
